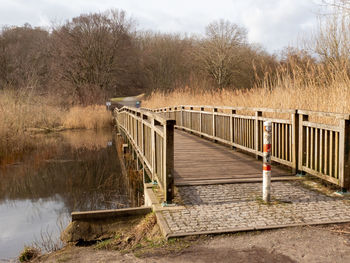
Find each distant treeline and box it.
[0,8,349,105]
[0,10,279,105]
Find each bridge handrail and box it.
[114,106,175,202]
[154,105,350,189]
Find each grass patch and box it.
[95,239,114,250]
[93,213,198,258]
[56,254,72,263]
[297,177,345,197]
[255,196,290,206]
[19,246,40,262]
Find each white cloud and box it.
[0,0,321,52]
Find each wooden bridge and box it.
[115,105,350,202]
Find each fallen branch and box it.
[330,229,350,234]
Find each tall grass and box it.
[0,89,112,166]
[144,60,350,114]
[63,105,111,130]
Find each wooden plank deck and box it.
[174,130,295,186]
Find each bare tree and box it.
[322,0,350,14]
[0,24,50,90]
[195,20,248,89]
[139,32,195,92]
[50,10,142,104]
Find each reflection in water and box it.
[0,129,139,260]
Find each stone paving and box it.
[160,182,350,236]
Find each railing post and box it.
[190,106,193,130]
[164,119,175,203]
[298,113,308,174]
[200,107,204,135]
[231,109,236,149]
[255,111,262,159]
[173,107,177,123]
[151,118,156,182]
[181,106,184,127]
[339,119,350,190]
[141,114,145,155]
[135,117,139,147]
[213,108,217,138]
[140,114,145,183]
[292,111,299,174]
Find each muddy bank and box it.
[35,223,350,263]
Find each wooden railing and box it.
[115,106,175,202]
[154,105,350,189]
[298,110,350,188]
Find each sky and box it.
[0,0,323,53]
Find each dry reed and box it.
[0,89,112,165]
[144,61,350,114]
[62,105,111,130]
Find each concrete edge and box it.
[175,176,301,186]
[144,183,186,211]
[155,211,172,239]
[71,207,152,221]
[165,219,350,239]
[153,205,187,211]
[144,183,160,207]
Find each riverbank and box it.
[0,128,134,261]
[0,89,112,166]
[25,174,350,263]
[34,222,350,263]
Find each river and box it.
[0,129,138,261]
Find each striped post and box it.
[263,121,272,202]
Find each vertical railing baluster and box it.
[255,111,262,158]
[311,127,314,170]
[330,130,333,177]
[325,130,328,175]
[335,132,339,179]
[320,129,323,174]
[282,123,285,160]
[289,124,292,163]
[306,127,310,168]
[315,128,318,171]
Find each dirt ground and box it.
[36,223,350,263]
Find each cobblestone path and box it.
[160,182,350,235]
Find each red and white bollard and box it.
[263,121,272,202]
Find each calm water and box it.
[0,130,137,260]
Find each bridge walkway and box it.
[174,129,295,186]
